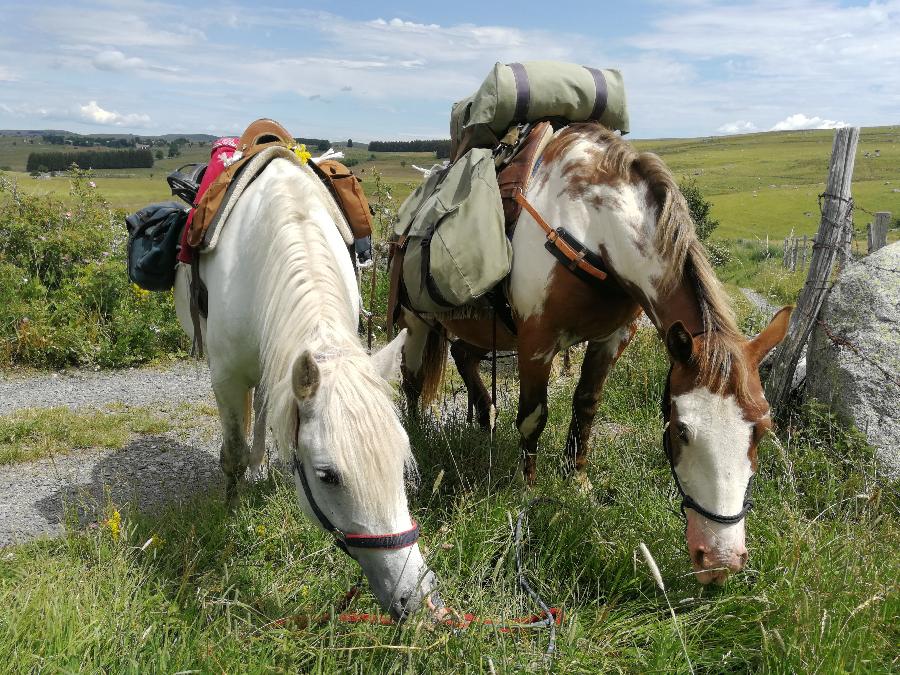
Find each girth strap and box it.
[514,192,608,285]
[291,453,420,556]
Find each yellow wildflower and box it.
[292,143,311,164]
[131,284,150,299]
[106,509,121,541]
[256,524,267,536]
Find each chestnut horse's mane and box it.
[546,124,751,398]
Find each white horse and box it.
[174,157,437,619]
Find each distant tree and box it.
[167,144,180,158]
[155,150,164,160]
[347,139,353,148]
[679,179,719,241]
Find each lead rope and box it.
[490,309,498,435]
[515,497,560,666]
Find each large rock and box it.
[806,242,900,477]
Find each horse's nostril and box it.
[739,551,749,568]
[692,549,705,568]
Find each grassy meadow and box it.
[3,126,898,239]
[0,127,898,671]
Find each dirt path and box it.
[0,363,225,547]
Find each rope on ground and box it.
[515,497,561,665]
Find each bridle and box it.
[290,452,420,557]
[662,363,754,526]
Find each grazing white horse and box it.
[174,157,437,619]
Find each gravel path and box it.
[0,362,224,547]
[740,287,779,316]
[0,361,212,415]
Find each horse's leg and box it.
[563,322,637,487]
[399,311,429,417]
[211,378,252,507]
[398,309,447,419]
[516,345,555,485]
[449,340,492,429]
[247,385,268,481]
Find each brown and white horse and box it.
[399,124,792,584]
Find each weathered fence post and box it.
[765,127,860,419]
[782,235,790,268]
[791,236,799,271]
[801,235,808,268]
[868,211,890,253]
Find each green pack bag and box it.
[394,148,510,314]
[451,61,629,158]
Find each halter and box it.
[662,363,754,526]
[291,452,420,557]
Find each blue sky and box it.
[0,0,897,140]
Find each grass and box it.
[0,330,896,672]
[0,402,223,465]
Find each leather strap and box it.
[292,453,420,556]
[584,67,608,121]
[508,62,530,123]
[514,192,608,283]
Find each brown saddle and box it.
[188,119,294,247]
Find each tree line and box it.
[294,137,331,151]
[368,139,451,158]
[27,149,154,172]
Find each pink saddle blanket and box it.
[177,136,239,264]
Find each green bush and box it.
[0,169,187,368]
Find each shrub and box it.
[679,178,719,241]
[0,169,187,368]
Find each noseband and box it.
[662,364,754,526]
[291,453,420,557]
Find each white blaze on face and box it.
[671,387,754,518]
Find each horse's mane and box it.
[253,159,415,519]
[547,124,750,399]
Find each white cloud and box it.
[0,65,17,82]
[78,101,150,127]
[717,120,758,134]
[770,113,847,131]
[92,50,147,72]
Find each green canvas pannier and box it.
[451,61,629,158]
[394,148,510,314]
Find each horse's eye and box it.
[677,423,690,444]
[315,467,342,486]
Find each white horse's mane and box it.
[254,159,414,519]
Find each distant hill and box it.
[0,130,217,143]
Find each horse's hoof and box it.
[571,471,594,494]
[247,464,267,483]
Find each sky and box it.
[0,0,897,141]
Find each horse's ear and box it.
[291,351,320,401]
[371,329,407,383]
[665,321,694,364]
[747,305,793,366]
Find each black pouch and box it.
[125,202,189,291]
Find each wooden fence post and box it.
[868,212,890,253]
[801,234,808,268]
[765,127,860,419]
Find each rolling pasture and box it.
[2,126,898,239]
[0,128,897,672]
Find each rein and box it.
[290,453,420,556]
[661,362,754,526]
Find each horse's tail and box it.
[418,328,448,407]
[244,389,253,438]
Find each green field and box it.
[3,127,898,238]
